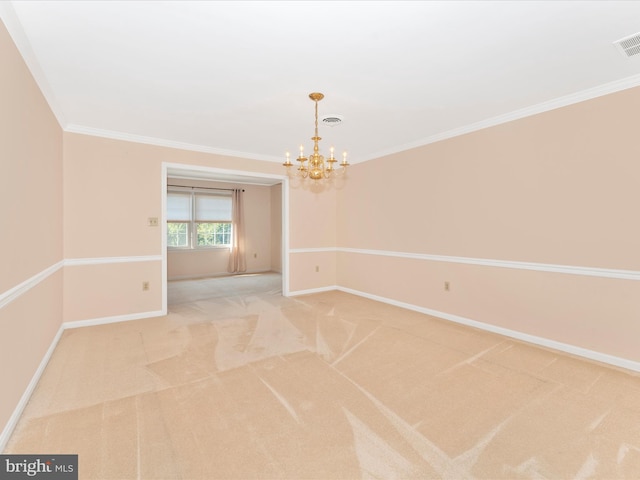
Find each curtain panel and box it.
[227,189,247,273]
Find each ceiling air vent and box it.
[321,114,344,127]
[613,32,640,58]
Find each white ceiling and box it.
[3,1,640,165]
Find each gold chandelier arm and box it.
[284,92,348,182]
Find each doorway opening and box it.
[161,163,289,314]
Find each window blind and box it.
[167,192,191,221]
[195,194,232,222]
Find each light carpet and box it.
[5,272,640,479]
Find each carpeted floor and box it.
[5,272,640,479]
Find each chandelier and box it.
[283,92,349,180]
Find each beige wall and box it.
[166,178,275,280]
[62,132,338,321]
[289,182,337,249]
[287,181,338,292]
[337,85,640,364]
[0,20,63,438]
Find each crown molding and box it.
[0,2,67,128]
[65,71,640,165]
[5,0,640,167]
[65,124,283,163]
[361,73,640,162]
[65,72,640,165]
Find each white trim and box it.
[167,185,232,196]
[1,257,163,312]
[2,258,638,450]
[0,261,63,310]
[62,74,640,166]
[282,176,290,296]
[360,73,640,163]
[0,324,65,452]
[337,286,640,373]
[64,255,163,266]
[169,173,278,187]
[63,310,165,329]
[0,2,67,129]
[162,165,168,315]
[290,247,339,254]
[288,285,338,297]
[292,247,640,281]
[167,269,274,282]
[66,125,283,164]
[166,246,230,254]
[164,162,285,183]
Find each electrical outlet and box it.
[254,253,257,258]
[444,281,450,291]
[142,281,150,291]
[148,217,159,227]
[315,265,320,272]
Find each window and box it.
[167,191,191,247]
[197,222,231,246]
[167,222,189,247]
[167,188,232,249]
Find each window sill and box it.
[168,246,231,253]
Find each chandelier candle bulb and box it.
[284,92,350,182]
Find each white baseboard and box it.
[4,282,639,453]
[1,309,166,449]
[336,286,640,374]
[167,269,273,282]
[63,310,166,329]
[0,324,65,452]
[287,285,338,297]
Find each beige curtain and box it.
[227,188,247,273]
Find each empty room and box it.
[2,1,640,479]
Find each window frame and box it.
[195,221,232,248]
[167,221,190,249]
[167,187,232,250]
